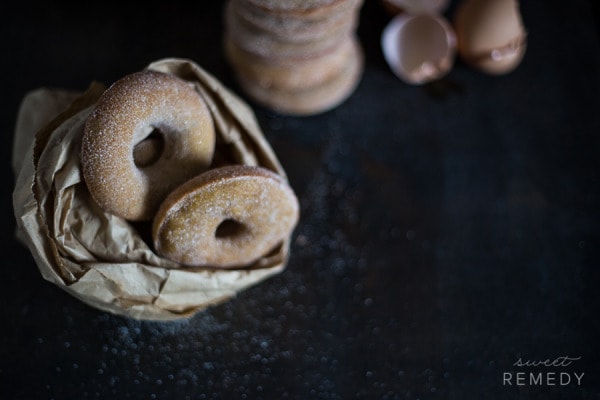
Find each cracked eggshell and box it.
[454,0,527,75]
[381,13,456,85]
[381,0,450,15]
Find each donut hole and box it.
[133,128,165,168]
[215,219,248,239]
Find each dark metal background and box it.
[2,1,599,398]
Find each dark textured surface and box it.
[2,1,599,399]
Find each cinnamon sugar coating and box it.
[81,70,215,221]
[152,165,300,268]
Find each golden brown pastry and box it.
[232,38,364,115]
[152,165,300,268]
[232,0,362,42]
[223,0,364,115]
[224,33,359,91]
[225,0,359,60]
[81,70,215,221]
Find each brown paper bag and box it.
[12,58,294,321]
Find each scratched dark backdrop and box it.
[1,1,599,399]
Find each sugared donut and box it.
[82,70,215,221]
[152,165,300,268]
[224,33,358,91]
[231,0,362,42]
[225,0,357,61]
[232,37,364,115]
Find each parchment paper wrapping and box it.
[12,58,294,321]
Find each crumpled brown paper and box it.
[12,58,294,321]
